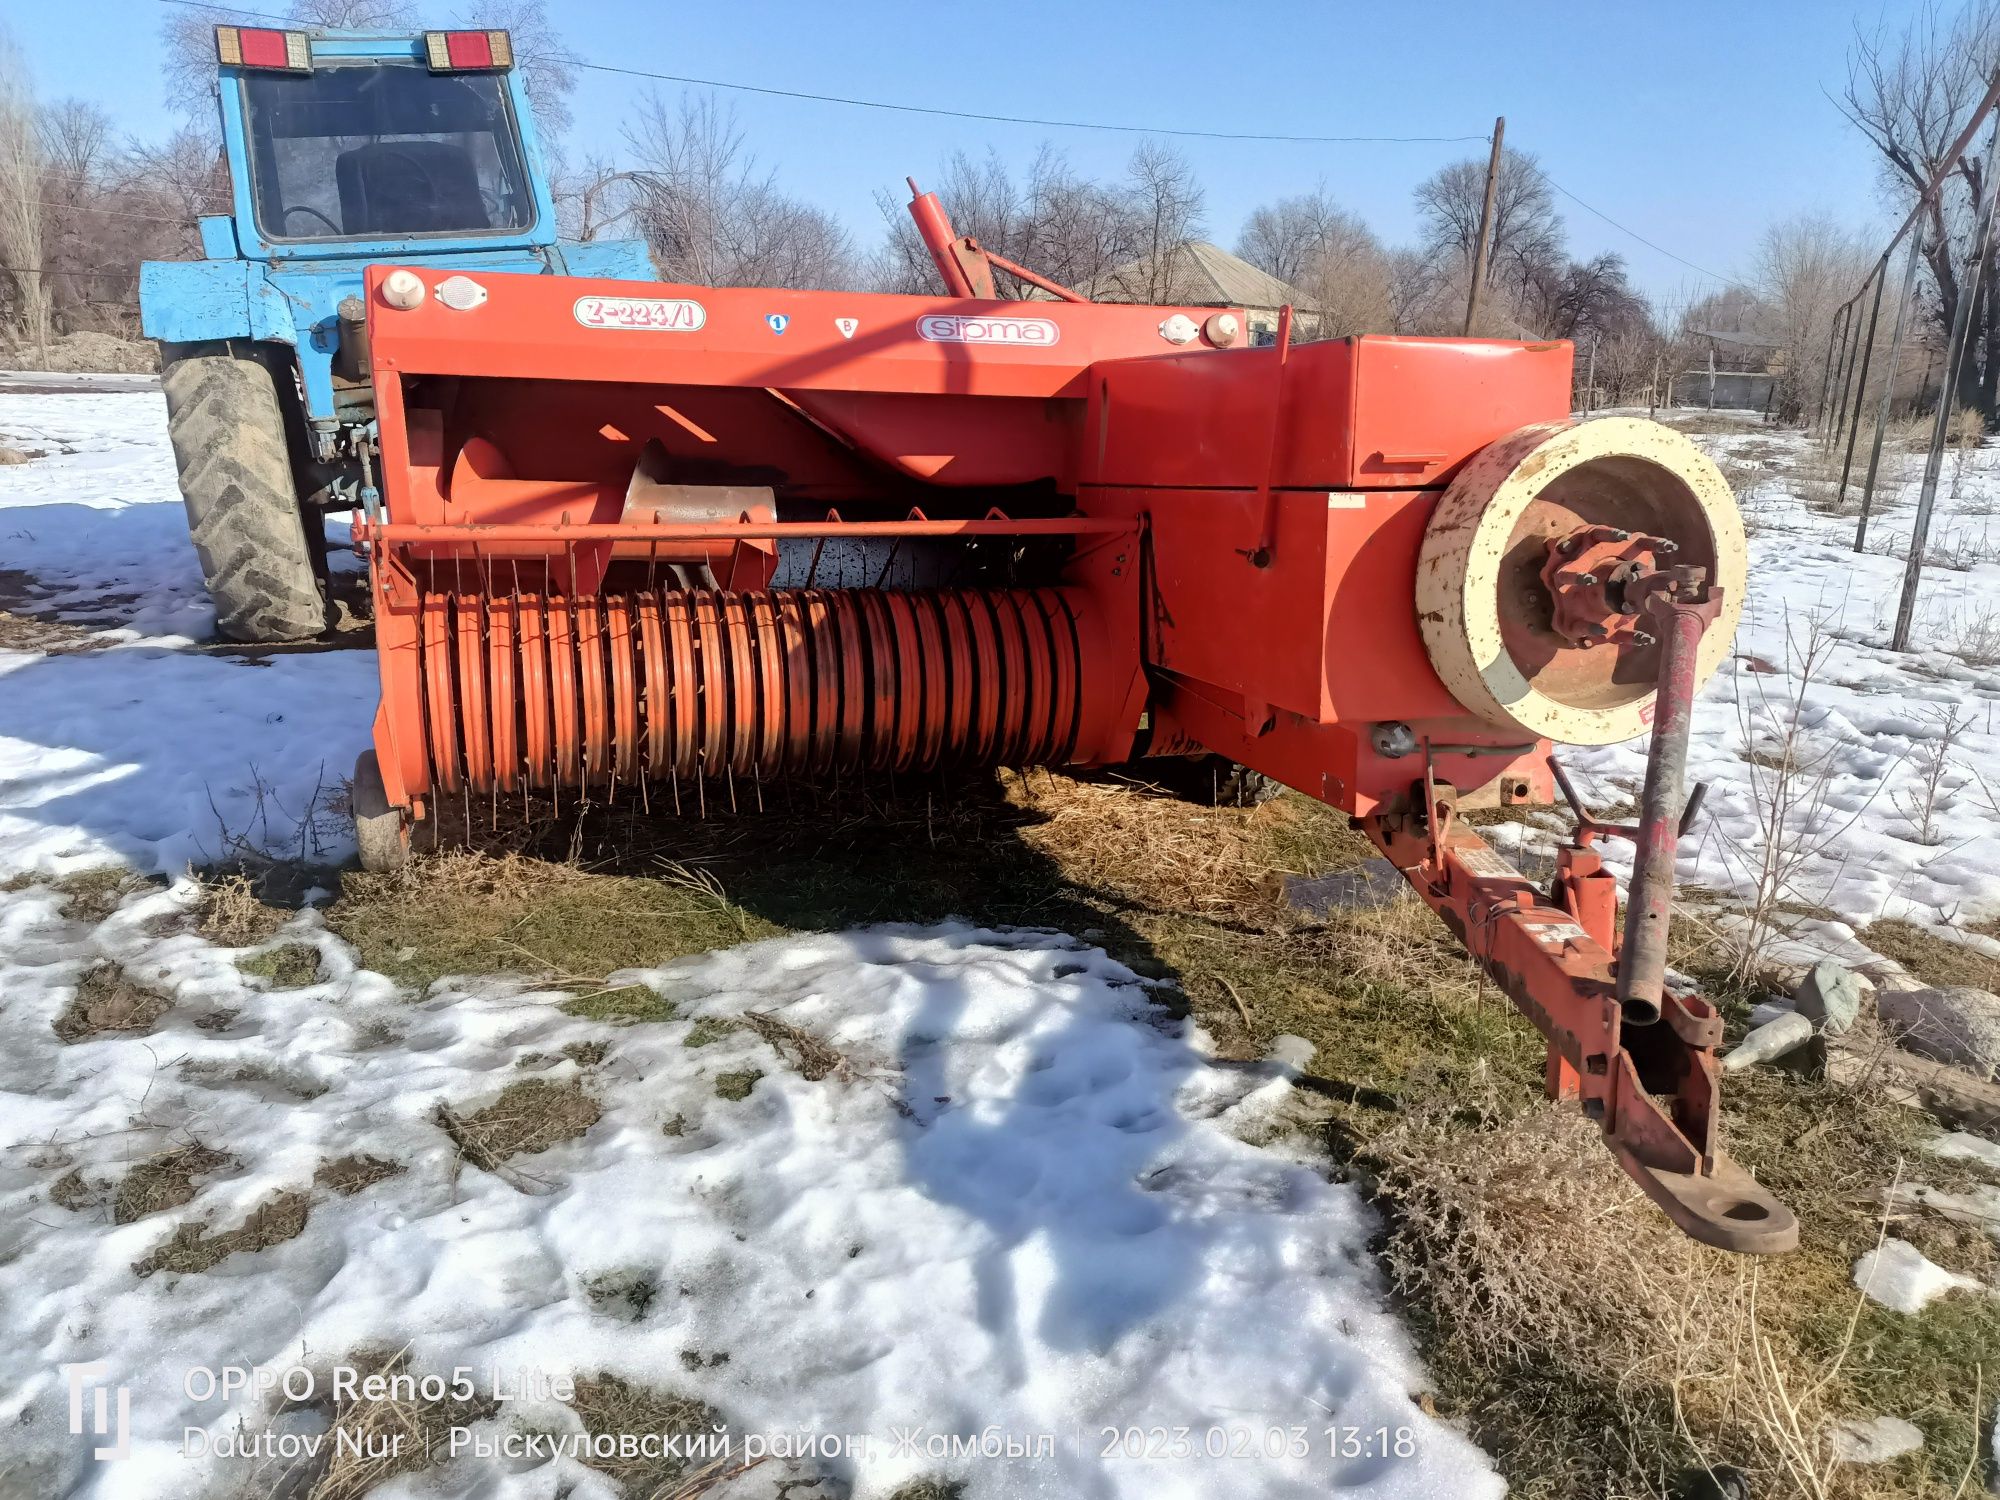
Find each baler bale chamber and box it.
[347,196,1793,1255]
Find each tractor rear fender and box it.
[141,259,300,351]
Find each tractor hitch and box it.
[1364,563,1796,1254]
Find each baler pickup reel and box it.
[346,185,1795,1254]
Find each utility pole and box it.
[1462,117,1505,337]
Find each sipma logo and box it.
[916,314,1060,347]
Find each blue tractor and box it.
[140,24,655,642]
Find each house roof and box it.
[1025,241,1304,308]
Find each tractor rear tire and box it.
[161,342,327,643]
[351,751,408,873]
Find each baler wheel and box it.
[160,342,327,644]
[351,750,408,873]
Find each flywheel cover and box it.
[1416,417,1747,746]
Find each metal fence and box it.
[1816,71,2000,652]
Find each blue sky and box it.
[7,0,1926,304]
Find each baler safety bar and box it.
[358,516,1137,542]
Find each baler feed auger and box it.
[346,184,1796,1255]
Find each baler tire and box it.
[161,342,327,644]
[351,750,408,873]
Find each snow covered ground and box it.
[0,392,1500,1497]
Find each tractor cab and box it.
[138,27,655,643]
[232,38,539,249]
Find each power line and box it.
[152,0,1748,289]
[1529,167,1754,293]
[156,0,1487,145]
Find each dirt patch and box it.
[436,1078,601,1170]
[314,1154,405,1196]
[134,1190,309,1277]
[714,1069,762,1101]
[112,1144,233,1224]
[0,607,104,653]
[562,984,676,1024]
[584,1268,660,1323]
[567,1373,730,1497]
[52,963,170,1043]
[1,331,157,373]
[237,942,323,987]
[562,1039,609,1068]
[1865,918,2000,993]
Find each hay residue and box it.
[313,1155,404,1196]
[436,1078,601,1171]
[134,1190,308,1277]
[53,963,169,1043]
[112,1144,233,1224]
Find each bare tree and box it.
[1115,141,1205,303]
[1757,211,1875,422]
[1237,188,1394,335]
[163,0,421,123]
[0,25,50,356]
[454,0,576,142]
[1415,146,1564,289]
[873,143,1174,301]
[1841,1,2000,417]
[624,93,853,290]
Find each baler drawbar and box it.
[346,187,1795,1255]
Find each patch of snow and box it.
[1828,1413,1924,1463]
[0,893,1501,1499]
[1852,1236,1986,1314]
[1927,1130,2000,1174]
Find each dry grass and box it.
[283,1347,496,1500]
[567,1373,735,1498]
[0,607,104,653]
[51,963,169,1043]
[713,1069,762,1101]
[196,872,289,946]
[134,1190,309,1277]
[740,1010,848,1081]
[111,1143,233,1224]
[313,1154,404,1197]
[563,984,677,1024]
[1004,771,1361,916]
[329,849,777,992]
[435,1078,602,1172]
[237,942,323,987]
[47,865,141,922]
[1372,1069,1998,1498]
[1863,919,2000,993]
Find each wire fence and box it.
[1814,70,2000,653]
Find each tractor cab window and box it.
[241,63,534,242]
